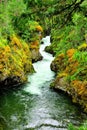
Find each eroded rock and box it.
[31,49,43,63]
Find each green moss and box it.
[50,82,55,88]
[68,121,87,130]
[0,35,34,88]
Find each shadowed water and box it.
[0,36,87,130]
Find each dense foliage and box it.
[0,0,43,88]
[0,0,87,128]
[43,0,87,114]
[68,121,87,130]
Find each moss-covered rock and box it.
[50,53,66,72]
[51,47,87,113]
[0,21,43,89]
[45,45,55,55]
[0,35,34,89]
[30,40,43,62]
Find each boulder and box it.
[31,49,43,63]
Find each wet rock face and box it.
[29,40,43,63]
[0,76,22,90]
[50,61,59,72]
[53,76,87,113]
[54,77,69,92]
[31,49,43,63]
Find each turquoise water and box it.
[0,36,87,130]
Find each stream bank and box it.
[50,48,87,113]
[0,36,87,130]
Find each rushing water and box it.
[0,36,87,130]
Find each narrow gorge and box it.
[0,0,87,130]
[0,37,87,130]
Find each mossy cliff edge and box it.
[0,24,43,89]
[0,35,34,88]
[45,5,87,113]
[50,42,87,113]
[0,0,45,89]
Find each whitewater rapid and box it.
[24,36,55,94]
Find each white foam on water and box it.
[24,36,54,95]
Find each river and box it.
[0,36,87,130]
